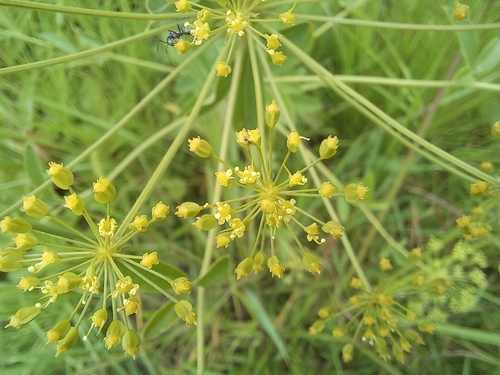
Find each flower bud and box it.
[176,202,203,218]
[171,277,192,294]
[56,272,82,294]
[342,343,354,362]
[0,216,32,234]
[253,251,266,274]
[332,326,344,338]
[491,121,500,139]
[234,257,253,280]
[188,136,212,158]
[470,180,489,197]
[104,320,126,349]
[193,214,217,231]
[17,276,40,291]
[46,162,74,190]
[287,131,302,153]
[350,277,363,290]
[174,300,197,325]
[215,232,231,248]
[269,51,287,66]
[46,319,71,344]
[404,329,424,345]
[175,0,191,12]
[122,296,140,316]
[122,329,141,359]
[55,326,78,357]
[308,320,325,335]
[0,248,24,272]
[174,39,191,54]
[408,247,422,264]
[5,305,42,329]
[418,321,436,334]
[379,257,392,272]
[93,177,116,203]
[64,193,85,216]
[140,252,159,268]
[480,161,494,174]
[128,215,149,232]
[319,136,339,159]
[267,255,285,278]
[265,34,281,51]
[21,195,48,217]
[14,233,38,250]
[452,3,469,21]
[279,9,296,24]
[322,220,344,238]
[151,201,170,221]
[318,181,335,198]
[215,61,232,77]
[344,183,368,203]
[91,308,108,334]
[265,100,280,128]
[302,252,321,275]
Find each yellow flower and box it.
[453,3,470,21]
[174,39,191,54]
[225,10,248,36]
[270,51,287,66]
[215,169,234,187]
[174,0,191,12]
[140,252,159,268]
[265,34,282,51]
[215,61,232,77]
[279,9,296,24]
[379,257,393,272]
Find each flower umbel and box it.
[181,100,364,279]
[311,238,487,363]
[2,164,195,357]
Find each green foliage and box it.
[1,0,500,374]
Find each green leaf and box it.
[436,323,500,346]
[24,145,46,188]
[244,289,290,361]
[194,255,229,287]
[142,301,177,340]
[116,259,186,293]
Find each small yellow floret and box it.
[174,0,191,12]
[270,51,287,66]
[280,9,296,24]
[379,257,393,272]
[215,61,232,77]
[140,252,159,268]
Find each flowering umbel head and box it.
[2,163,194,357]
[314,238,487,363]
[180,100,364,279]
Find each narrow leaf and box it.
[194,256,229,287]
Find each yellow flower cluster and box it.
[180,100,367,279]
[166,0,300,72]
[1,163,195,357]
[309,238,487,363]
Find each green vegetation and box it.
[1,1,500,374]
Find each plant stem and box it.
[196,44,245,375]
[0,0,182,20]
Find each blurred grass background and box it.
[1,0,500,374]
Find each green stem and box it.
[196,44,245,375]
[299,14,500,31]
[271,75,500,92]
[115,35,225,239]
[0,24,175,75]
[0,0,183,20]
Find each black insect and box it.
[158,23,193,50]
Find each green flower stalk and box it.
[1,163,195,357]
